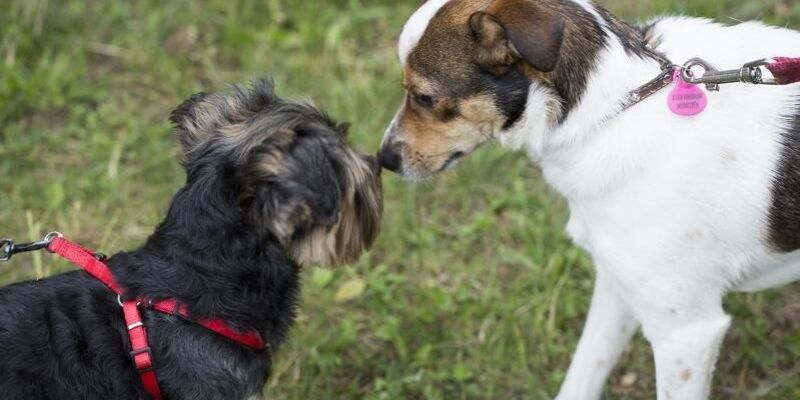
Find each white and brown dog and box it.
[378,0,800,399]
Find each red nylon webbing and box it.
[767,57,800,85]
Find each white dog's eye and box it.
[413,92,435,109]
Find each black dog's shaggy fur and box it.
[0,79,383,400]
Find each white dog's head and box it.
[378,0,634,179]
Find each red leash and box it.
[766,57,800,85]
[42,236,268,400]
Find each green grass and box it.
[1,0,798,398]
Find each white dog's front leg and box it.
[556,272,638,400]
[642,309,731,400]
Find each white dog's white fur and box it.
[395,2,800,399]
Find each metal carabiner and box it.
[680,57,777,91]
[0,239,14,262]
[0,231,62,263]
[117,295,143,307]
[742,58,779,85]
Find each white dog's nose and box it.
[377,140,403,173]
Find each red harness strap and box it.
[48,237,267,400]
[123,301,161,399]
[149,299,266,349]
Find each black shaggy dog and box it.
[0,79,383,400]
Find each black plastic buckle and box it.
[130,346,154,372]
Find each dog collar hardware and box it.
[0,234,271,400]
[622,63,677,112]
[620,56,800,114]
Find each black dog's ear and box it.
[170,78,280,154]
[469,0,565,74]
[238,127,343,242]
[170,92,219,154]
[238,128,306,241]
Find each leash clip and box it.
[680,57,777,91]
[0,232,62,263]
[0,239,13,262]
[741,58,779,85]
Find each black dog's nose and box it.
[377,144,403,173]
[362,154,381,176]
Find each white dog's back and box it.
[531,17,800,294]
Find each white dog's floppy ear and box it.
[469,0,565,74]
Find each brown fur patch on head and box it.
[406,0,490,89]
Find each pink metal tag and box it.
[668,70,707,116]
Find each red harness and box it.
[47,237,267,400]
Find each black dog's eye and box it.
[413,92,435,109]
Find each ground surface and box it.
[1,1,798,399]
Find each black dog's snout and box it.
[362,154,381,176]
[377,144,403,173]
